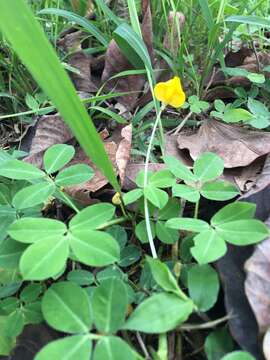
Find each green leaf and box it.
[20,283,42,303]
[123,189,143,205]
[41,282,92,333]
[92,278,128,334]
[69,230,120,267]
[0,0,120,193]
[93,336,136,360]
[223,108,254,123]
[0,316,15,356]
[22,301,43,324]
[191,230,227,264]
[247,98,270,129]
[214,99,226,112]
[8,218,67,243]
[106,225,127,249]
[67,270,94,286]
[201,181,239,201]
[155,221,179,244]
[163,156,197,182]
[135,220,155,244]
[122,293,193,333]
[4,309,24,337]
[113,23,152,71]
[172,184,200,203]
[158,198,181,220]
[166,218,210,233]
[193,152,224,182]
[0,159,45,180]
[119,245,141,267]
[39,8,108,47]
[216,220,269,245]
[12,182,55,210]
[20,236,69,280]
[211,202,256,226]
[69,203,115,231]
[144,185,168,209]
[147,257,185,298]
[226,15,270,28]
[0,184,11,205]
[90,106,127,125]
[55,164,94,186]
[0,238,26,269]
[221,351,255,360]
[205,328,234,360]
[148,170,175,188]
[35,335,92,360]
[188,264,219,311]
[0,297,19,314]
[0,206,16,242]
[44,144,75,174]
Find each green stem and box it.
[144,104,165,259]
[59,189,80,213]
[96,216,128,230]
[194,200,199,219]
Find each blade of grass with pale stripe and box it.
[0,0,120,192]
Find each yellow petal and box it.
[169,90,186,108]
[154,82,167,103]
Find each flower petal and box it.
[154,82,167,103]
[169,91,186,108]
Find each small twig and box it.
[167,111,193,135]
[179,314,232,331]
[136,332,151,360]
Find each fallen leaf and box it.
[68,51,97,92]
[25,114,73,167]
[177,119,270,168]
[245,216,270,333]
[64,142,117,203]
[101,1,153,111]
[116,125,132,184]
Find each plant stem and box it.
[59,189,80,213]
[144,104,165,259]
[97,216,128,230]
[179,314,231,331]
[194,200,199,219]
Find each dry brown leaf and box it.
[263,328,270,359]
[101,1,153,111]
[245,217,270,333]
[116,125,132,184]
[25,115,73,167]
[177,119,270,168]
[65,142,117,204]
[68,51,97,92]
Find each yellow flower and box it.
[154,76,186,108]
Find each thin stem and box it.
[179,314,231,331]
[194,200,199,219]
[96,216,128,230]
[59,189,80,213]
[144,104,165,259]
[167,111,193,135]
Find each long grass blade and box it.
[0,0,120,192]
[38,8,109,46]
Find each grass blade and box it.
[0,0,120,192]
[38,8,109,46]
[226,15,270,28]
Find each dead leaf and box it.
[25,115,73,168]
[245,217,270,333]
[68,51,97,93]
[116,125,132,184]
[177,120,270,168]
[64,142,117,204]
[263,328,270,359]
[101,1,154,111]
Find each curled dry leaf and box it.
[177,119,270,168]
[245,216,270,333]
[101,0,153,111]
